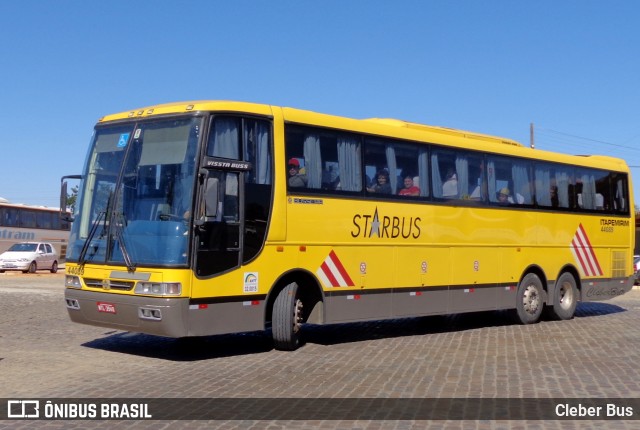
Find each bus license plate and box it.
[97,302,116,314]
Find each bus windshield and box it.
[67,116,201,267]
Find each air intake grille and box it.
[83,278,135,291]
[611,251,627,278]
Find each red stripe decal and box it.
[329,250,355,286]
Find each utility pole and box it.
[530,123,535,149]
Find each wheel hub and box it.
[558,281,574,310]
[523,285,540,315]
[293,299,303,333]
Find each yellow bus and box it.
[62,101,635,350]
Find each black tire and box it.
[547,272,578,320]
[515,273,544,324]
[50,261,58,274]
[272,282,304,351]
[24,261,37,274]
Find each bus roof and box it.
[0,201,62,212]
[96,100,629,173]
[97,100,275,122]
[362,118,522,147]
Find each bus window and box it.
[613,174,629,214]
[243,119,272,185]
[534,163,554,207]
[1,208,19,227]
[285,126,362,193]
[365,138,428,198]
[576,168,600,210]
[285,128,314,190]
[395,144,428,198]
[432,149,484,201]
[333,134,361,192]
[37,211,53,229]
[487,155,533,205]
[534,162,575,209]
[555,166,575,209]
[207,117,241,159]
[461,152,485,201]
[593,170,610,211]
[364,139,394,194]
[20,210,36,228]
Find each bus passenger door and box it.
[195,171,241,276]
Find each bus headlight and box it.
[65,275,82,289]
[134,282,182,296]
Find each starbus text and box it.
[351,214,421,239]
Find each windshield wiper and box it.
[78,211,105,266]
[114,212,136,272]
[78,191,113,266]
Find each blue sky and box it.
[1,1,639,207]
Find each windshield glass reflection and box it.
[67,117,201,267]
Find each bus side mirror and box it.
[60,174,82,222]
[60,181,67,211]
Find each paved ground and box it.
[1,272,640,429]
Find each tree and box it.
[67,185,79,213]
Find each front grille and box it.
[83,278,135,291]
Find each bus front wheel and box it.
[547,272,578,320]
[515,273,544,324]
[272,282,304,351]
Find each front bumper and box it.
[0,261,30,271]
[64,288,266,337]
[65,289,190,337]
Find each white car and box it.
[0,242,59,274]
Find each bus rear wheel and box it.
[515,273,544,324]
[272,282,304,351]
[547,272,578,320]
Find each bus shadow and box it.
[574,301,628,318]
[82,301,626,360]
[82,330,274,361]
[305,301,627,346]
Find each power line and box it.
[537,127,640,152]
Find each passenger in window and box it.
[497,187,514,204]
[550,186,559,207]
[288,158,308,188]
[322,166,340,190]
[511,184,527,204]
[470,182,487,200]
[595,193,604,210]
[442,169,458,198]
[398,175,420,196]
[367,170,392,194]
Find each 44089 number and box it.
[67,266,85,275]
